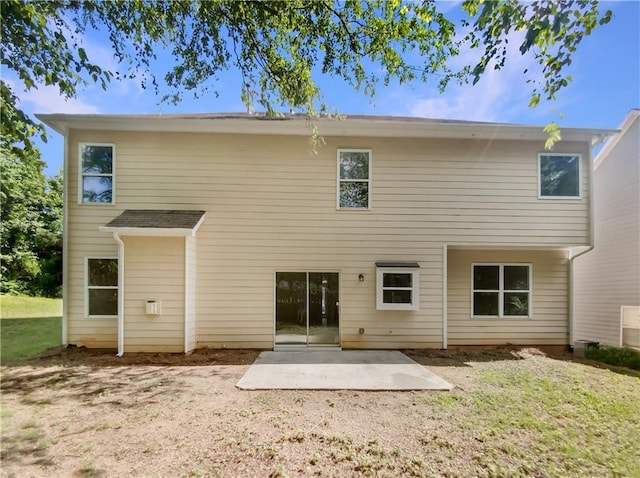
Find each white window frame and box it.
[471,263,532,319]
[538,153,581,199]
[85,256,119,318]
[79,143,116,205]
[337,149,371,210]
[376,267,420,311]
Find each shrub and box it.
[585,345,640,371]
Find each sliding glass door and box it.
[275,272,339,346]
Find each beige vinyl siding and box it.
[574,113,640,346]
[66,207,119,348]
[448,249,569,345]
[123,237,184,353]
[65,129,590,349]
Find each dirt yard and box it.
[1,346,639,477]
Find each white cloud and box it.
[3,76,99,114]
[4,21,146,116]
[10,80,100,114]
[410,67,524,122]
[405,30,546,123]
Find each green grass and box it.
[420,360,640,477]
[0,295,62,319]
[585,345,640,371]
[1,317,62,364]
[1,295,62,364]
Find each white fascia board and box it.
[35,113,618,143]
[594,109,639,170]
[191,213,206,234]
[99,227,197,237]
[445,244,574,251]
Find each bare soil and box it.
[1,345,637,477]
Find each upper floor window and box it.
[538,153,580,199]
[86,257,118,318]
[80,143,115,204]
[338,149,371,209]
[472,264,531,318]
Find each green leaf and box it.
[529,93,540,108]
[543,122,562,150]
[1,0,613,159]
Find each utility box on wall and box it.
[146,300,161,316]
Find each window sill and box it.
[471,316,532,320]
[377,304,419,311]
[537,196,582,200]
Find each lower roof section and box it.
[99,210,206,237]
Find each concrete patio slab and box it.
[236,350,454,391]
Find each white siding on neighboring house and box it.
[57,119,596,351]
[448,249,569,345]
[574,110,640,347]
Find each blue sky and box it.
[8,1,640,176]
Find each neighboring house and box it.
[573,109,640,349]
[37,113,615,355]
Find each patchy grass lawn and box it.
[1,346,639,477]
[0,295,62,319]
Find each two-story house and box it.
[38,113,615,355]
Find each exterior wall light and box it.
[358,274,365,282]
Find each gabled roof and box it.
[36,112,617,144]
[100,210,206,237]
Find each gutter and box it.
[113,232,125,356]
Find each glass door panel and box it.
[275,272,340,346]
[275,272,307,344]
[308,272,340,345]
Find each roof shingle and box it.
[103,210,205,229]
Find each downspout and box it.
[61,127,69,346]
[442,244,448,350]
[113,232,125,356]
[567,137,602,347]
[184,236,189,355]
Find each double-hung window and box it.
[472,264,531,318]
[86,258,118,318]
[80,143,115,204]
[538,153,580,198]
[338,149,371,209]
